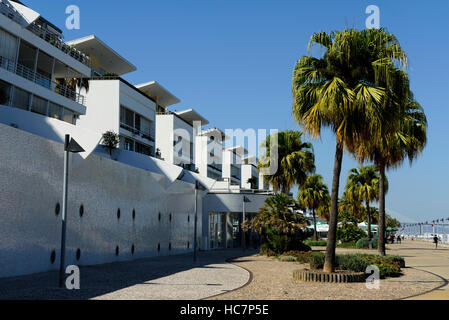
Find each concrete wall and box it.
[0,124,200,278]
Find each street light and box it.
[193,180,206,262]
[59,134,84,288]
[242,196,251,250]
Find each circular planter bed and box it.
[293,269,366,283]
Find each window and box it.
[62,108,75,125]
[17,40,37,71]
[48,102,62,120]
[0,28,18,62]
[120,105,134,129]
[0,80,11,105]
[31,95,47,115]
[135,142,152,156]
[11,87,30,110]
[123,137,134,151]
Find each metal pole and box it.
[59,134,70,288]
[242,198,246,250]
[193,184,198,262]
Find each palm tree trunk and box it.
[366,200,372,249]
[324,142,343,273]
[313,208,318,241]
[378,162,386,256]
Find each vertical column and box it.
[226,212,233,248]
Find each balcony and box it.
[120,122,155,142]
[0,54,86,106]
[0,0,90,68]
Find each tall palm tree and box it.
[338,191,364,223]
[297,175,330,240]
[355,98,427,255]
[258,130,315,194]
[292,28,408,272]
[345,166,388,248]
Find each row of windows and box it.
[120,135,154,157]
[0,79,77,124]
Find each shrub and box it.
[282,250,311,263]
[385,255,406,268]
[336,223,366,243]
[260,243,277,257]
[305,240,327,247]
[356,238,379,249]
[337,241,357,249]
[279,255,297,262]
[336,254,370,273]
[309,252,325,270]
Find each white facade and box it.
[77,79,157,157]
[0,0,274,279]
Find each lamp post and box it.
[193,180,206,262]
[242,196,251,250]
[59,134,84,288]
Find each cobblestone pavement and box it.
[0,249,252,300]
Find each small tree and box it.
[102,131,119,156]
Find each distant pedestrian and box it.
[433,235,439,249]
[397,235,402,244]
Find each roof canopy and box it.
[174,109,209,126]
[135,81,180,108]
[66,35,136,76]
[226,146,249,156]
[198,128,230,141]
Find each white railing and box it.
[0,0,23,25]
[0,54,86,106]
[120,122,155,142]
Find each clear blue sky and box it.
[24,0,449,223]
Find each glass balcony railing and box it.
[120,122,155,142]
[0,54,86,106]
[0,0,90,68]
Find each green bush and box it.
[336,254,370,273]
[356,238,379,249]
[263,227,312,254]
[337,241,358,249]
[305,240,327,247]
[309,252,325,270]
[308,252,404,278]
[279,255,297,262]
[337,223,366,243]
[282,251,311,263]
[260,243,277,257]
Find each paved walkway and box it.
[0,249,252,300]
[387,241,449,300]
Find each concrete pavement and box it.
[387,241,449,300]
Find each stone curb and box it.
[293,269,366,283]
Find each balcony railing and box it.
[0,54,86,106]
[120,122,155,142]
[0,0,90,68]
[26,23,91,68]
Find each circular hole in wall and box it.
[55,203,61,216]
[76,248,81,261]
[169,214,172,222]
[169,243,172,251]
[131,244,135,255]
[115,246,120,256]
[50,250,56,264]
[188,215,190,223]
[158,212,161,222]
[157,243,160,252]
[187,242,190,249]
[132,209,136,220]
[117,209,121,220]
[79,205,84,217]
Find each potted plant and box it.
[102,131,120,157]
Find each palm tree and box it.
[292,28,408,272]
[297,175,330,240]
[338,191,364,223]
[345,166,388,248]
[317,197,331,223]
[258,130,315,194]
[355,98,427,255]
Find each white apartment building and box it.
[0,0,275,277]
[155,107,209,170]
[0,0,90,126]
